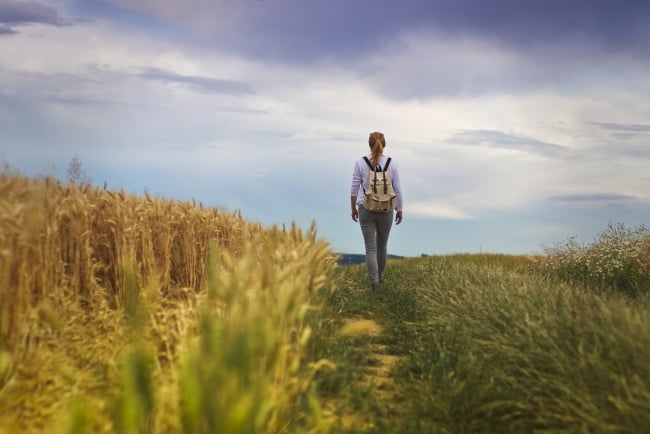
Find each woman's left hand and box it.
[395,211,403,225]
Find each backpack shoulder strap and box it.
[383,157,392,172]
[363,156,390,172]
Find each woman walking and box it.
[350,131,403,290]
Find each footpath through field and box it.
[318,264,414,433]
[336,316,402,431]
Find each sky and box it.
[1,0,649,257]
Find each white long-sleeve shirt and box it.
[351,154,403,212]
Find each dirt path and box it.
[336,316,402,431]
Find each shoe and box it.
[371,282,381,291]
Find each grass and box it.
[537,222,650,297]
[315,253,650,433]
[2,169,650,433]
[0,172,337,433]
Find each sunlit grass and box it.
[317,251,650,433]
[0,171,337,433]
[2,168,649,433]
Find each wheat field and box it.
[0,171,337,433]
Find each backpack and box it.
[362,156,397,212]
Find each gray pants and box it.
[358,206,393,285]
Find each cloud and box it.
[409,201,471,220]
[0,0,60,24]
[0,0,64,25]
[589,122,650,158]
[550,192,640,205]
[138,67,254,96]
[95,0,650,63]
[592,122,650,134]
[447,129,567,158]
[0,24,16,34]
[2,4,650,257]
[429,0,650,55]
[0,0,86,35]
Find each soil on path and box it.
[335,316,402,431]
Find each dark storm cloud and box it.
[138,67,255,96]
[100,0,650,62]
[448,129,567,158]
[0,0,64,25]
[0,0,86,34]
[420,0,650,51]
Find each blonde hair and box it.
[368,131,386,169]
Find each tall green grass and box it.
[318,249,650,433]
